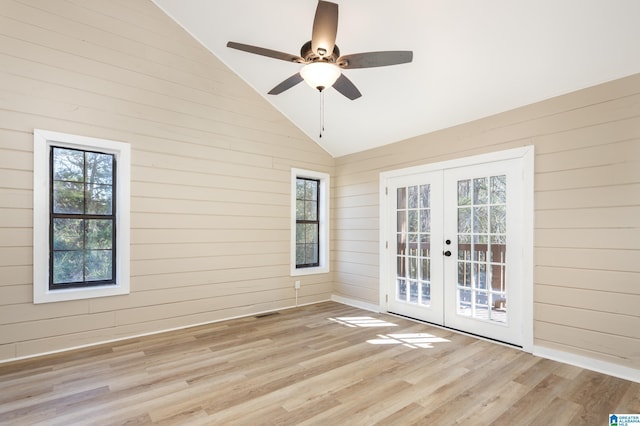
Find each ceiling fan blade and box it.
[333,73,362,100]
[227,41,304,63]
[338,51,413,69]
[311,1,338,58]
[268,73,304,95]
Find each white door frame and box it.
[379,146,535,352]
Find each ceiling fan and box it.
[226,1,413,100]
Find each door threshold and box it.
[386,311,523,350]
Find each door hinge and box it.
[385,241,388,249]
[385,187,388,195]
[386,294,388,303]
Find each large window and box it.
[34,130,130,303]
[50,147,116,288]
[291,169,329,276]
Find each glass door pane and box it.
[396,184,432,307]
[455,175,507,324]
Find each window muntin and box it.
[50,147,116,289]
[296,177,320,268]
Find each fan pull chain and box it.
[319,89,325,138]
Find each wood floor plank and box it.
[0,301,637,425]
[486,372,573,424]
[455,379,530,425]
[615,382,640,413]
[531,396,583,426]
[566,371,632,424]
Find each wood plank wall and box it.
[0,0,334,361]
[333,74,640,371]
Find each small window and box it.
[34,130,130,303]
[291,169,329,276]
[296,177,320,268]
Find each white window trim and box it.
[291,168,330,276]
[33,129,131,304]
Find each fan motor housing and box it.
[300,40,340,64]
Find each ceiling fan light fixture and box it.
[300,62,341,91]
[226,0,411,100]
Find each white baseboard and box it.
[534,345,640,384]
[331,294,380,313]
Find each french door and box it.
[383,151,530,347]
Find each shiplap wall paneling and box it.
[0,0,333,361]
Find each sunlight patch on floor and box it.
[367,333,450,349]
[328,316,399,328]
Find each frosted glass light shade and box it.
[300,62,341,91]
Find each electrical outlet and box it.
[294,280,301,289]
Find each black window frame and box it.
[295,177,320,269]
[49,146,117,290]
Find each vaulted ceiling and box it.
[153,0,640,157]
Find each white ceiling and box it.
[153,0,640,157]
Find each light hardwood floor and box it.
[0,302,638,425]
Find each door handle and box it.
[443,250,452,257]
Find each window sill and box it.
[34,283,129,304]
[291,265,329,276]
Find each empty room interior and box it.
[0,0,639,424]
